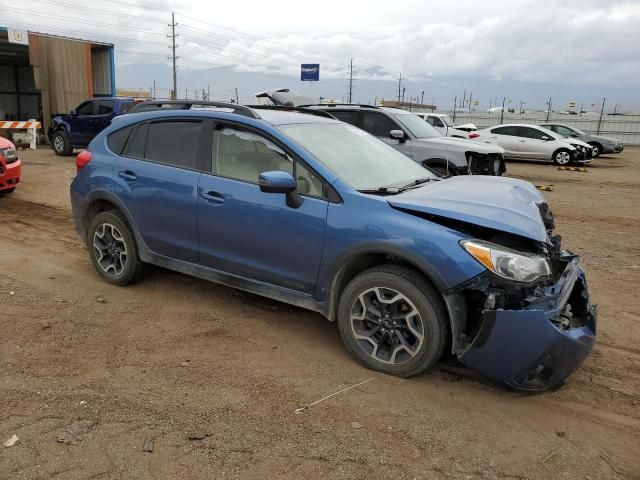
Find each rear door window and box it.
[97,100,115,115]
[491,126,518,136]
[518,126,548,140]
[330,111,359,126]
[427,116,444,128]
[145,121,202,169]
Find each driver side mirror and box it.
[389,130,406,143]
[570,132,578,137]
[259,171,303,208]
[541,135,551,141]
[70,109,77,116]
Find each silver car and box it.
[309,105,506,176]
[472,124,593,165]
[539,123,623,158]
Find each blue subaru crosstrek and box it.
[70,102,597,391]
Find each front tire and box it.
[51,131,73,156]
[0,187,16,195]
[337,266,449,378]
[553,148,572,166]
[589,142,602,158]
[88,210,145,285]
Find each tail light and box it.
[468,132,480,139]
[76,150,93,171]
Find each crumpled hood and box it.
[388,176,549,242]
[418,136,505,154]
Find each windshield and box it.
[279,123,435,190]
[440,115,455,127]
[388,111,442,138]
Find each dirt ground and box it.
[1,147,639,480]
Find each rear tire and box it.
[553,148,572,166]
[337,265,449,378]
[87,210,145,286]
[52,131,73,156]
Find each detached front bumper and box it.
[456,257,596,391]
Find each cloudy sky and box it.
[3,0,640,110]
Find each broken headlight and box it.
[461,240,551,283]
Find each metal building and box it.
[0,26,115,136]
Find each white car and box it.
[415,113,476,138]
[470,124,593,165]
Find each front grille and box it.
[467,153,504,176]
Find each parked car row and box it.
[470,124,595,165]
[70,102,597,391]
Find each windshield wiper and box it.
[357,186,401,195]
[396,177,434,192]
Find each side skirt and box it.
[144,250,328,318]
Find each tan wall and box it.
[29,34,92,133]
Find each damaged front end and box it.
[443,204,597,392]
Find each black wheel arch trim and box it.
[321,244,450,321]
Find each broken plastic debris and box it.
[3,434,19,447]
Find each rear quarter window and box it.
[107,125,134,155]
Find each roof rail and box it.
[129,100,261,119]
[300,103,380,109]
[248,105,337,119]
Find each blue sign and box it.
[301,64,320,82]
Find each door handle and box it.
[200,191,225,204]
[519,139,526,143]
[118,170,137,181]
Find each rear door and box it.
[112,119,204,262]
[488,126,520,158]
[91,100,117,139]
[516,126,552,160]
[197,122,329,293]
[69,100,97,145]
[426,115,446,135]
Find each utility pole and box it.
[153,80,156,99]
[597,97,606,134]
[500,97,506,124]
[235,88,239,104]
[421,90,424,106]
[168,12,179,100]
[468,91,473,112]
[207,85,210,101]
[347,58,354,104]
[462,89,466,110]
[402,87,405,103]
[397,73,402,102]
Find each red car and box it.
[0,137,20,194]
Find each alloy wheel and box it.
[591,145,599,157]
[350,287,425,365]
[53,135,65,153]
[555,151,571,165]
[93,223,128,276]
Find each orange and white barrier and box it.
[0,119,41,149]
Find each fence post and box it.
[597,97,606,134]
[500,97,505,124]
